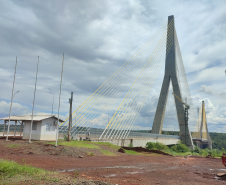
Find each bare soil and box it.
[1,136,226,185]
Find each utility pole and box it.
[29,56,39,143]
[197,107,200,136]
[6,57,18,141]
[55,53,64,147]
[68,92,73,141]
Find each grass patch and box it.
[7,144,20,148]
[0,159,45,178]
[100,149,117,156]
[124,150,141,155]
[0,159,60,183]
[0,159,62,184]
[87,152,95,156]
[46,140,100,149]
[94,142,120,150]
[46,141,119,156]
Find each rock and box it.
[79,155,83,158]
[194,172,201,174]
[217,173,226,177]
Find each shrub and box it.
[171,143,189,153]
[210,149,222,158]
[128,143,133,148]
[199,149,209,157]
[193,146,200,153]
[146,142,168,151]
[222,148,225,154]
[145,142,154,149]
[63,134,68,141]
[63,134,74,141]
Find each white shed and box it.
[0,115,64,141]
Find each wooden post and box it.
[20,121,23,136]
[14,120,17,138]
[3,120,6,136]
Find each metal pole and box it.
[55,53,64,147]
[13,121,17,138]
[52,93,54,115]
[6,57,18,141]
[28,56,39,143]
[3,120,6,136]
[20,121,23,136]
[48,88,54,115]
[68,92,73,141]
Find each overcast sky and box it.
[0,0,226,133]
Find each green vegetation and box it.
[47,140,100,149]
[47,140,117,156]
[146,142,169,150]
[145,141,224,157]
[87,152,94,156]
[0,159,45,178]
[63,134,74,141]
[140,131,226,151]
[171,143,190,153]
[0,159,59,183]
[100,149,117,156]
[210,133,226,150]
[7,144,20,148]
[124,149,141,155]
[94,141,120,150]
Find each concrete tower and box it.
[151,15,193,148]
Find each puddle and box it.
[102,165,138,169]
[209,169,214,171]
[219,169,226,171]
[105,174,117,177]
[126,171,142,174]
[58,170,66,172]
[58,165,139,173]
[215,176,219,180]
[58,168,77,172]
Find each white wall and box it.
[22,118,58,141]
[22,120,42,140]
[40,117,57,140]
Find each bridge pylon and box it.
[151,15,194,149]
[192,101,212,149]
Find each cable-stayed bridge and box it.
[192,101,212,149]
[59,15,211,149]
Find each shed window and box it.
[46,123,51,131]
[32,122,37,130]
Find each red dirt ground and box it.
[1,137,226,185]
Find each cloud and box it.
[0,0,226,134]
[199,85,226,98]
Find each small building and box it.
[0,115,64,140]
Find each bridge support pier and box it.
[151,15,194,149]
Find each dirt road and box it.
[0,137,226,185]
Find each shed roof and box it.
[0,115,64,122]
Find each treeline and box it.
[210,133,226,150]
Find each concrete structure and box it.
[0,115,64,140]
[92,134,180,147]
[192,101,212,149]
[151,15,193,148]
